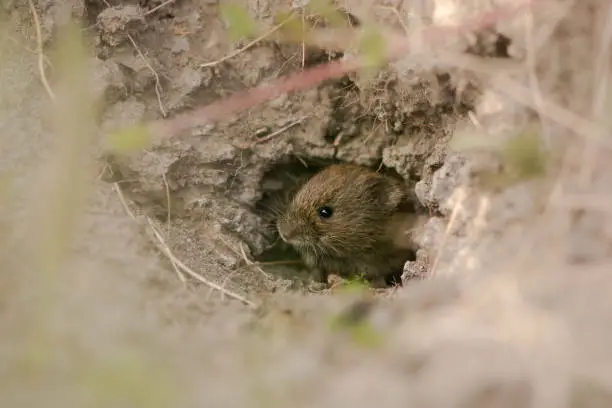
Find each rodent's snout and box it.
[276,220,296,243]
[276,218,305,246]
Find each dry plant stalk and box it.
[28,0,56,101]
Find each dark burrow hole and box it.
[253,156,420,289]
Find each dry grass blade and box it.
[251,116,308,146]
[145,217,188,284]
[112,182,137,219]
[430,187,467,278]
[111,181,186,282]
[28,0,56,102]
[112,180,255,294]
[580,3,612,181]
[126,34,167,117]
[200,14,295,68]
[144,0,178,17]
[238,242,272,279]
[144,217,257,308]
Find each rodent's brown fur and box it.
[276,163,422,286]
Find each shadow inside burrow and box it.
[253,155,422,289]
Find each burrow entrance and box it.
[253,155,423,289]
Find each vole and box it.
[276,163,425,287]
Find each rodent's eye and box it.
[317,206,334,219]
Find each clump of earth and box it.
[86,0,501,293]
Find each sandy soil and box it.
[2,0,612,407]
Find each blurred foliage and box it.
[274,10,305,43]
[346,321,384,348]
[328,298,384,348]
[502,128,548,180]
[332,274,369,294]
[38,20,96,277]
[451,122,548,189]
[219,3,258,41]
[0,170,12,200]
[81,354,181,408]
[275,1,356,46]
[449,124,499,152]
[306,0,347,27]
[358,24,387,69]
[108,124,151,152]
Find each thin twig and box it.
[161,172,172,225]
[102,0,168,118]
[581,3,612,182]
[301,10,306,69]
[200,15,295,68]
[251,116,308,146]
[113,179,188,284]
[429,187,466,278]
[28,0,56,102]
[238,242,272,279]
[126,33,167,117]
[524,3,549,147]
[156,171,184,282]
[112,182,137,219]
[144,216,256,308]
[111,181,186,286]
[206,267,239,302]
[377,5,410,35]
[144,0,178,17]
[145,217,187,283]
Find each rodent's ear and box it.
[369,175,406,211]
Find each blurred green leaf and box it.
[306,0,346,27]
[82,355,179,408]
[328,304,384,349]
[334,276,369,294]
[274,11,307,43]
[502,128,547,180]
[359,24,387,69]
[348,321,384,348]
[219,3,258,41]
[107,124,151,152]
[37,21,95,281]
[0,170,13,198]
[449,125,499,152]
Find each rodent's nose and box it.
[277,222,297,243]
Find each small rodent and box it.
[276,163,424,287]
